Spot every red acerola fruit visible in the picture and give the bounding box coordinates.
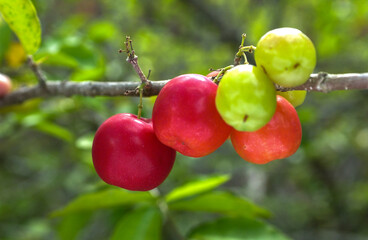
[152,74,232,157]
[0,73,12,97]
[92,113,176,191]
[231,95,302,164]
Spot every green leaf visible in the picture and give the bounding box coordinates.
[0,0,41,54]
[51,189,155,217]
[165,175,230,203]
[110,206,162,240]
[57,212,93,240]
[88,20,117,42]
[188,217,291,240]
[169,191,271,218]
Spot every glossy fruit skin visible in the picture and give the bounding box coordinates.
[215,64,276,132]
[276,90,307,107]
[255,27,316,87]
[231,95,302,164]
[0,73,12,97]
[152,74,231,157]
[92,113,176,191]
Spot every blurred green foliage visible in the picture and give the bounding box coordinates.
[1,0,368,239]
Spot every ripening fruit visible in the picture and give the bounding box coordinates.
[255,27,316,87]
[276,90,307,107]
[215,64,276,132]
[92,113,176,191]
[0,73,12,97]
[152,74,231,157]
[231,95,302,164]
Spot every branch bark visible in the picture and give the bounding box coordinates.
[0,72,367,108]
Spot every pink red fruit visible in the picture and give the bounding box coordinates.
[92,113,176,191]
[152,74,232,157]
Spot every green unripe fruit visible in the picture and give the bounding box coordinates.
[255,27,316,87]
[276,90,307,107]
[215,64,276,132]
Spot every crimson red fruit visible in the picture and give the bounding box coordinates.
[0,73,12,97]
[231,95,302,164]
[92,113,176,191]
[152,74,232,157]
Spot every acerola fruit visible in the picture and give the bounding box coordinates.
[92,113,176,191]
[0,73,12,97]
[215,64,276,132]
[152,74,231,157]
[276,90,307,107]
[255,27,316,87]
[206,70,221,79]
[231,95,302,164]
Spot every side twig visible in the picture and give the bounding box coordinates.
[27,55,48,91]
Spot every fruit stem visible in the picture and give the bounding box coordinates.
[213,65,234,84]
[234,33,257,65]
[137,83,145,119]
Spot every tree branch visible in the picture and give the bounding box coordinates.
[0,72,367,108]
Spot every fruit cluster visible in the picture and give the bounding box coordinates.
[92,27,316,191]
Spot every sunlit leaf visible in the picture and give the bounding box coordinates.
[110,206,162,240]
[165,175,230,203]
[188,217,291,240]
[0,0,41,54]
[51,189,155,217]
[168,191,271,218]
[75,134,94,150]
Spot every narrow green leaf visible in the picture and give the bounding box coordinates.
[110,206,162,240]
[165,175,230,203]
[169,191,271,218]
[35,121,74,143]
[0,0,41,54]
[51,189,155,217]
[188,217,291,240]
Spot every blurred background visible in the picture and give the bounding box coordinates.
[1,0,368,239]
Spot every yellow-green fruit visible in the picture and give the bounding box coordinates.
[276,91,307,107]
[255,27,316,87]
[215,64,276,132]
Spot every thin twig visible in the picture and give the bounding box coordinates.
[124,36,150,86]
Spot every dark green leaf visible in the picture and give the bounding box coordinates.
[188,217,291,240]
[165,175,230,203]
[110,206,162,240]
[169,191,271,218]
[0,0,41,54]
[51,189,155,217]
